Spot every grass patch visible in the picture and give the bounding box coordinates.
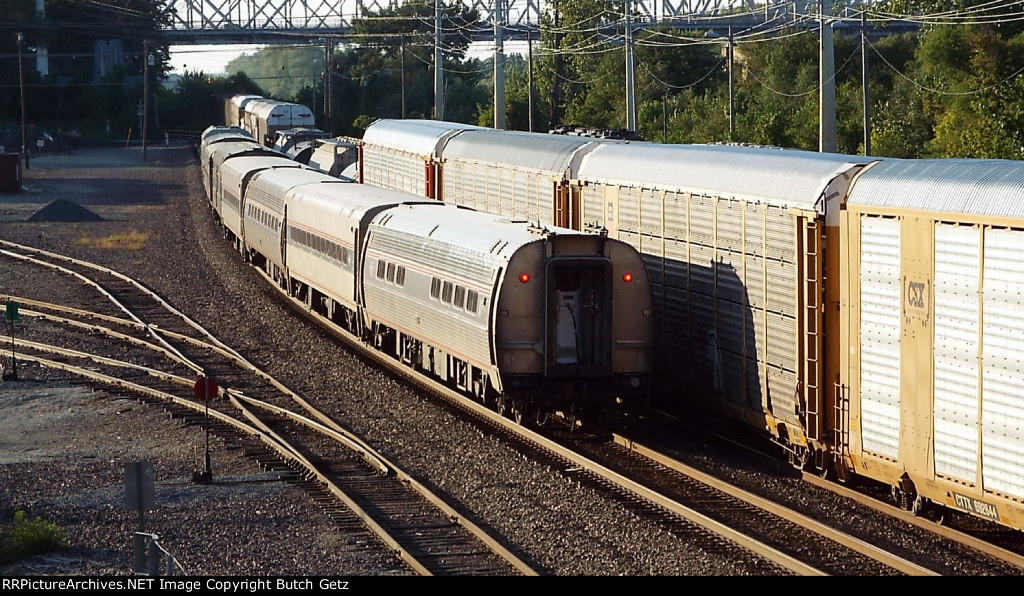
[75,231,150,250]
[0,510,68,564]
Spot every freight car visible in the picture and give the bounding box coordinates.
[360,119,484,197]
[838,158,1024,529]
[351,118,1024,532]
[200,126,655,424]
[358,121,870,457]
[244,98,316,147]
[225,95,262,129]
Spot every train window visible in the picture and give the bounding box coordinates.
[377,260,386,279]
[556,268,581,291]
[386,263,395,283]
[442,281,453,304]
[466,290,478,313]
[430,277,441,299]
[396,266,406,286]
[454,286,466,309]
[341,247,349,266]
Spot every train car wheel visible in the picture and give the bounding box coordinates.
[513,398,529,426]
[496,394,509,418]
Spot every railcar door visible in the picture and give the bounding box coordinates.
[545,258,612,377]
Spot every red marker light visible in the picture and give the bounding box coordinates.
[622,272,634,283]
[519,273,530,283]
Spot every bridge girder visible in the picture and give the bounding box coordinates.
[165,0,864,44]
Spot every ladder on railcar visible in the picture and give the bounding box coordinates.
[801,218,824,443]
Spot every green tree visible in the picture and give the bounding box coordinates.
[536,0,616,129]
[922,27,1024,158]
[633,28,724,141]
[1,0,171,146]
[344,0,482,127]
[158,71,264,133]
[477,54,545,131]
[226,46,322,102]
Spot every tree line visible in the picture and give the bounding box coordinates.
[2,0,1022,159]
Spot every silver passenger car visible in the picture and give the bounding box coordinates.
[216,153,301,248]
[361,204,654,419]
[242,167,336,286]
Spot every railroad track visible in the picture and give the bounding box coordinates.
[0,240,536,576]
[7,239,1023,576]
[626,411,1024,576]
[284,267,1024,575]
[279,274,940,575]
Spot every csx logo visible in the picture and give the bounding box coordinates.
[906,280,927,309]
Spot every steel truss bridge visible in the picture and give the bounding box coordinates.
[164,0,877,45]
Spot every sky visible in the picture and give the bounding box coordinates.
[169,41,530,76]
[169,44,264,76]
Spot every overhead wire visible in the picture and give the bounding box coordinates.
[866,33,1024,96]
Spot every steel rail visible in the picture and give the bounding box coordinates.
[271,273,827,576]
[11,350,433,575]
[613,434,939,576]
[234,393,539,576]
[801,472,1024,572]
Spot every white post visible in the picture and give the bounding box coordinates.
[819,0,837,152]
[494,0,506,129]
[434,0,444,120]
[624,0,636,132]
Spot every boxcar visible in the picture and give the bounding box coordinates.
[360,119,484,197]
[839,157,1024,527]
[574,142,873,464]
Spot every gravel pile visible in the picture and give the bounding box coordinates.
[25,199,104,222]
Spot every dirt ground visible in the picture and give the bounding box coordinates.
[0,144,372,576]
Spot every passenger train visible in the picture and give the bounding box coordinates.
[199,125,655,426]
[213,95,1024,534]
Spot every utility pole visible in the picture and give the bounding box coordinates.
[324,40,332,135]
[527,32,534,132]
[434,0,444,120]
[728,26,734,138]
[400,36,407,119]
[311,59,319,128]
[142,40,151,162]
[493,0,506,129]
[624,0,636,132]
[16,32,28,170]
[819,0,837,153]
[861,10,871,156]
